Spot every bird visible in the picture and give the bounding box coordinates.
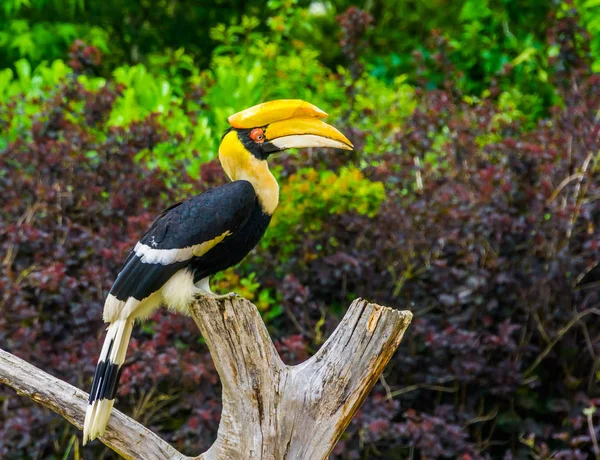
[82,99,353,444]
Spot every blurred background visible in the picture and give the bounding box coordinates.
[0,0,599,458]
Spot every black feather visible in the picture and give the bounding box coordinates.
[143,180,256,250]
[190,203,271,282]
[110,256,186,301]
[89,339,114,403]
[89,359,106,403]
[108,180,258,303]
[97,361,120,400]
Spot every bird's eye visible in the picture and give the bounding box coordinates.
[250,128,265,143]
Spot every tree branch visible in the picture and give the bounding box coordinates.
[0,347,187,460]
[0,296,412,459]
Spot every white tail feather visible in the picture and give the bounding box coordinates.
[83,319,133,444]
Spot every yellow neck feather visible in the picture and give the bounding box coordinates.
[218,131,279,215]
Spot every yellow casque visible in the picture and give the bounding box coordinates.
[227,99,328,129]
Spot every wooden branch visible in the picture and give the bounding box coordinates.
[0,296,412,459]
[190,296,412,459]
[0,348,188,460]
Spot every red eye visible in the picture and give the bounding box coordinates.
[250,128,265,143]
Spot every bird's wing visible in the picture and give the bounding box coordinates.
[105,180,257,315]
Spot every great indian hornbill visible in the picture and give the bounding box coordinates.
[82,99,353,443]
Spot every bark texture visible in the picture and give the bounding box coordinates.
[0,347,185,460]
[0,296,412,459]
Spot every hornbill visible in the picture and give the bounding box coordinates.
[82,99,353,444]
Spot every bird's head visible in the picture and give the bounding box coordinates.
[218,99,353,214]
[218,99,353,182]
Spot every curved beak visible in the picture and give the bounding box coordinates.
[264,117,354,151]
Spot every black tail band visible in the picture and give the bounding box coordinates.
[88,338,122,403]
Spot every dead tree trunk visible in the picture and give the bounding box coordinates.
[0,296,412,459]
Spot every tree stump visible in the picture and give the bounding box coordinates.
[0,296,412,459]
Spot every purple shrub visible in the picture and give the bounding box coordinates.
[1,6,599,459]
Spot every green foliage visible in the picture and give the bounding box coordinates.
[0,0,596,179]
[212,269,282,321]
[0,17,108,65]
[454,0,559,114]
[110,64,174,124]
[0,0,596,120]
[1,1,599,459]
[0,0,278,69]
[0,0,597,135]
[0,0,419,173]
[576,0,600,71]
[342,71,416,153]
[0,58,72,150]
[263,167,386,262]
[205,3,347,135]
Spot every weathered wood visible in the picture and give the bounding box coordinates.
[192,296,412,460]
[0,296,412,459]
[0,348,188,460]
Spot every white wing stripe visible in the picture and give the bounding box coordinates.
[133,230,232,265]
[134,242,194,264]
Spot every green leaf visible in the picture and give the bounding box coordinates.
[512,47,537,66]
[264,305,282,321]
[459,0,491,21]
[61,435,76,460]
[14,58,31,82]
[583,0,600,7]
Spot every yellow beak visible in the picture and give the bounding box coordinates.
[228,99,353,151]
[265,117,353,151]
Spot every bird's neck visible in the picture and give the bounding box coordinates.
[218,135,280,215]
[234,161,279,215]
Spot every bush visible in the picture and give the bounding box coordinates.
[0,76,221,457]
[1,2,599,460]
[2,0,599,125]
[239,7,600,458]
